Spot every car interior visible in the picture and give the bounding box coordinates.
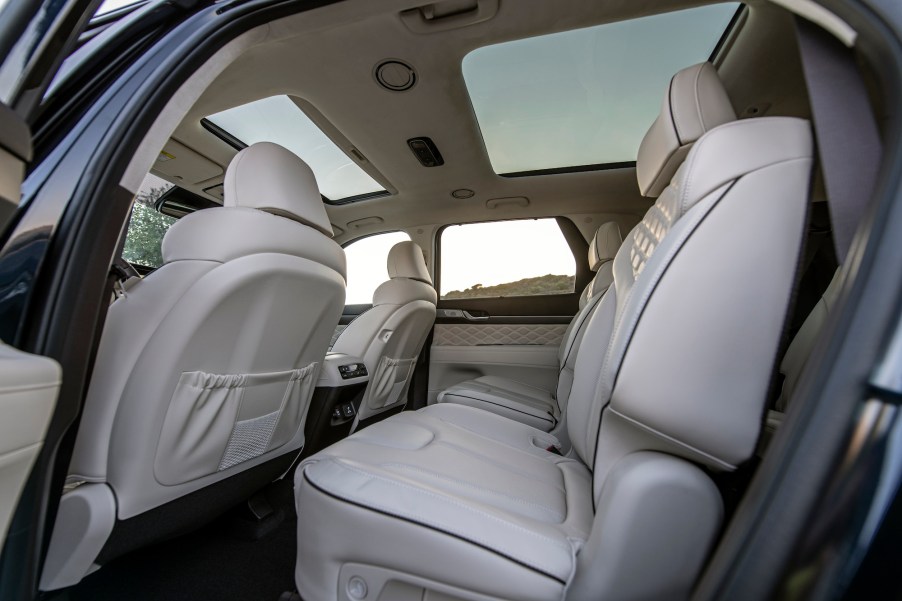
[11,0,884,599]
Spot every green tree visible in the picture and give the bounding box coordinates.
[121,185,176,268]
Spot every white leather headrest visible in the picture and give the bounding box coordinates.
[636,62,736,198]
[588,222,622,271]
[223,141,333,236]
[387,241,432,285]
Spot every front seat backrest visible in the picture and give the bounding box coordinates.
[42,142,346,590]
[331,240,437,424]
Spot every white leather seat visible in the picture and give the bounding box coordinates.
[436,222,622,433]
[330,240,437,425]
[293,62,814,601]
[40,142,347,590]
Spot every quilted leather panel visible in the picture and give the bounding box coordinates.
[630,191,678,277]
[433,324,568,347]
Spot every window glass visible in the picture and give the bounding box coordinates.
[344,231,412,304]
[440,219,575,299]
[122,173,176,268]
[461,3,739,174]
[205,95,386,201]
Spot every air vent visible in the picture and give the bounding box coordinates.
[374,60,417,92]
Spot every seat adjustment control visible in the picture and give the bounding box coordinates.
[338,363,367,379]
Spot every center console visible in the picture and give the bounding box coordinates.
[302,353,369,458]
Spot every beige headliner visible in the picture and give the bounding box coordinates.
[157,0,808,246]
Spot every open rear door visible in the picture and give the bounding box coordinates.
[0,102,64,555]
[0,0,102,587]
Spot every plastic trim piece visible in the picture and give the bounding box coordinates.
[500,161,635,179]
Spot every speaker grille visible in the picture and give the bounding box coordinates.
[374,60,417,91]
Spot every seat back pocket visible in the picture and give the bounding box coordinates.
[362,356,416,413]
[155,363,318,485]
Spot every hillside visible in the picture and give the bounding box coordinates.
[444,274,575,299]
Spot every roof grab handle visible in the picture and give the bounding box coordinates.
[400,0,499,34]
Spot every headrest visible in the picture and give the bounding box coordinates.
[636,62,736,198]
[588,222,622,271]
[223,142,333,236]
[387,241,432,285]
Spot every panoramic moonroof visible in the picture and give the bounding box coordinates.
[462,3,740,175]
[206,96,385,201]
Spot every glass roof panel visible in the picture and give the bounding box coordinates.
[206,95,385,200]
[461,4,740,174]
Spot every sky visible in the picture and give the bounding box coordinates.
[206,95,383,200]
[462,3,738,174]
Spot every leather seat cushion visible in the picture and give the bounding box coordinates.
[436,375,558,431]
[295,403,592,601]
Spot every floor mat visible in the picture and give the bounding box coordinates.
[68,481,297,601]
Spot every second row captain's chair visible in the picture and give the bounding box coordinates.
[40,142,346,590]
[331,240,437,426]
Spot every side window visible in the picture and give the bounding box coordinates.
[439,218,576,300]
[121,173,176,269]
[344,231,412,304]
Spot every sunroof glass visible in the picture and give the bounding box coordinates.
[206,95,385,201]
[462,3,740,175]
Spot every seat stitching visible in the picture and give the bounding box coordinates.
[323,458,574,554]
[301,471,568,585]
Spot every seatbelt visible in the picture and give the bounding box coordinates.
[795,18,882,263]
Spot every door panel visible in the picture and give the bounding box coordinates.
[427,318,570,403]
[0,343,61,548]
[428,217,588,402]
[429,341,562,404]
[433,322,569,347]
